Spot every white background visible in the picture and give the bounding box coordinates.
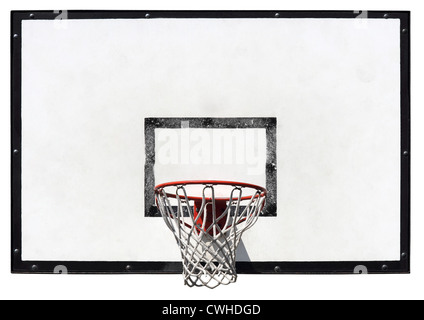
[1,0,423,300]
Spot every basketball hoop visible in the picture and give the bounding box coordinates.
[154,180,266,288]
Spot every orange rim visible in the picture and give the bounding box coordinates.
[154,180,267,201]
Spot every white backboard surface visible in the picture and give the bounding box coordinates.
[20,17,402,264]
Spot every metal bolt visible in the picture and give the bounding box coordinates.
[29,13,35,19]
[126,265,132,271]
[384,14,389,19]
[274,266,281,273]
[401,252,408,260]
[14,249,20,255]
[13,34,19,39]
[403,151,409,156]
[145,13,150,19]
[275,13,280,18]
[382,265,389,271]
[13,149,19,155]
[31,265,39,272]
[402,28,408,34]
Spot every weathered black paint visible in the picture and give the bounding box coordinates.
[144,117,277,218]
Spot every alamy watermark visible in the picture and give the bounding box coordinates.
[54,265,68,274]
[354,10,369,29]
[353,265,368,274]
[156,121,266,176]
[53,10,68,29]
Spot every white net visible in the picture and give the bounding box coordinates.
[155,182,266,289]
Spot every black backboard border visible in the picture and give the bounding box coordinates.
[11,10,410,275]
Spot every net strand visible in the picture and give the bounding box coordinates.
[156,184,265,289]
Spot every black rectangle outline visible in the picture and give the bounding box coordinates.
[144,117,277,218]
[11,10,410,275]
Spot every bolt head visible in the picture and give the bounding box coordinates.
[145,13,150,19]
[13,34,19,39]
[29,13,35,19]
[31,265,39,272]
[275,13,280,18]
[382,265,389,271]
[126,265,132,271]
[274,266,281,273]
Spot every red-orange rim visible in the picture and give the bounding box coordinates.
[154,180,267,201]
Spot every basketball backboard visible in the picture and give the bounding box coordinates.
[11,11,410,276]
